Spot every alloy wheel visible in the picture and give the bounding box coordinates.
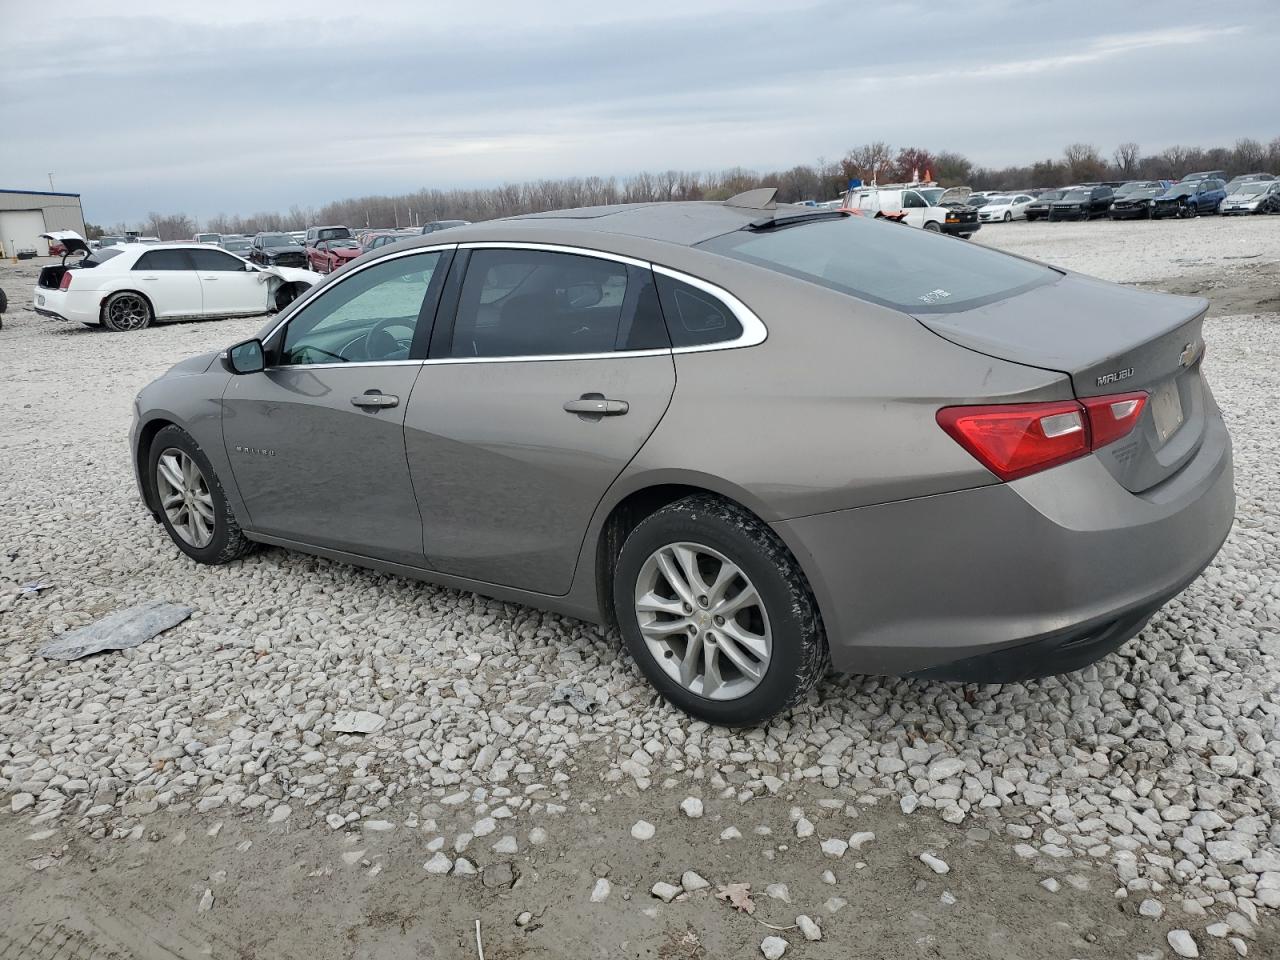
[634,542,772,701]
[155,448,215,548]
[107,294,149,330]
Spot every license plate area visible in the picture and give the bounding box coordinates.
[1150,380,1184,444]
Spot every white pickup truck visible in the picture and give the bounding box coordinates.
[845,186,981,238]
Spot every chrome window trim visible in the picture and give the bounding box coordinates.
[650,264,767,352]
[257,240,767,370]
[458,240,650,270]
[261,243,457,342]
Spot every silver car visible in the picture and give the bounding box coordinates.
[131,191,1235,725]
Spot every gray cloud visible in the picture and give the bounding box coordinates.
[1,0,1276,223]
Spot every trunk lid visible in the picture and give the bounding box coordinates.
[916,272,1209,493]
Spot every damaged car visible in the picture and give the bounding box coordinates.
[1152,176,1228,219]
[1219,179,1280,215]
[33,232,321,331]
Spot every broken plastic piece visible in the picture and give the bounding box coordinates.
[38,600,193,660]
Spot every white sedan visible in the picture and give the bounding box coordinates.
[33,233,322,331]
[978,194,1036,223]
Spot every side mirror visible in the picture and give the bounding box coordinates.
[223,338,265,375]
[244,262,257,271]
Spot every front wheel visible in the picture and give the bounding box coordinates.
[148,425,254,564]
[923,221,941,233]
[102,291,153,331]
[612,496,826,726]
[1003,212,1012,222]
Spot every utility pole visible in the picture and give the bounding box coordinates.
[48,173,56,191]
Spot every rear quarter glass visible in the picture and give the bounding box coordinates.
[697,217,1056,314]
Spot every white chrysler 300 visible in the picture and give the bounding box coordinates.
[33,232,321,331]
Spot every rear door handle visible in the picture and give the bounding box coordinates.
[351,392,399,409]
[564,396,628,416]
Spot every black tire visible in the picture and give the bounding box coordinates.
[101,290,153,331]
[1003,212,1012,222]
[923,221,941,233]
[612,495,827,726]
[0,287,8,313]
[272,282,306,312]
[146,424,254,565]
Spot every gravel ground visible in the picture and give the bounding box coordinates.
[1,218,1278,959]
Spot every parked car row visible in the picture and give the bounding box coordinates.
[1013,171,1277,222]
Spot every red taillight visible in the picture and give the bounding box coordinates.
[1081,391,1147,449]
[59,272,73,290]
[937,390,1148,481]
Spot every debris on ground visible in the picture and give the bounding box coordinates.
[550,683,599,714]
[37,600,193,660]
[715,882,755,914]
[332,711,386,734]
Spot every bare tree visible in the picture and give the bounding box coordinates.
[1063,143,1105,182]
[1113,142,1141,175]
[843,142,895,183]
[1229,138,1263,171]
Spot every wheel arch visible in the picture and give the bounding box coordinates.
[587,474,799,630]
[134,415,179,519]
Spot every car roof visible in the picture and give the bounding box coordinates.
[422,201,805,249]
[330,196,849,281]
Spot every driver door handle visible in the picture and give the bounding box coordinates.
[563,397,628,416]
[351,392,399,409]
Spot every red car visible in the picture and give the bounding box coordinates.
[307,238,362,274]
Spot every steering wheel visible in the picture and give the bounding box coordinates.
[359,317,415,360]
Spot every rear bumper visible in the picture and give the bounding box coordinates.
[774,408,1235,680]
[32,288,96,323]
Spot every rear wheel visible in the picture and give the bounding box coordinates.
[102,291,153,331]
[613,495,826,726]
[148,425,254,564]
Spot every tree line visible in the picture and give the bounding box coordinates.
[90,136,1280,240]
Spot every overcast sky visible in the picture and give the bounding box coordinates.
[1,0,1276,224]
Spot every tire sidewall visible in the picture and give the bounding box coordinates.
[147,426,239,563]
[612,501,821,726]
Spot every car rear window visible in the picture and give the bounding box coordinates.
[698,216,1057,314]
[81,248,124,267]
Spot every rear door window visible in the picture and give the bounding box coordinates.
[133,250,193,271]
[699,216,1057,314]
[446,249,665,357]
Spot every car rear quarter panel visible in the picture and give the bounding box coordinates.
[622,262,1071,521]
[563,249,1074,624]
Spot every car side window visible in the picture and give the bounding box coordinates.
[654,273,743,348]
[278,251,444,365]
[134,249,193,271]
[902,191,926,209]
[190,248,248,272]
[448,249,638,358]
